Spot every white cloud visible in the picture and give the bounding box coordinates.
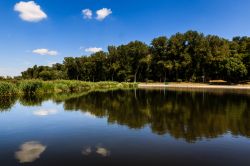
[0,67,26,76]
[48,62,57,67]
[96,8,112,21]
[32,49,58,56]
[15,141,46,163]
[85,47,103,53]
[82,9,92,19]
[33,109,58,116]
[14,1,47,22]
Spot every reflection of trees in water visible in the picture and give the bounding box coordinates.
[0,96,17,111]
[18,94,52,106]
[64,90,250,142]
[0,92,85,111]
[1,89,250,142]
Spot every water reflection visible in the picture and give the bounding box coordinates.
[1,89,250,142]
[15,141,46,163]
[82,145,110,157]
[0,96,17,111]
[82,146,92,156]
[96,146,110,157]
[63,90,250,142]
[33,109,58,116]
[19,95,50,106]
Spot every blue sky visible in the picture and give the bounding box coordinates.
[1,0,250,76]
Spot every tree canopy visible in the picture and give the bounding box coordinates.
[21,31,250,83]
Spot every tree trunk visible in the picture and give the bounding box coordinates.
[164,71,167,83]
[112,71,114,81]
[134,72,137,83]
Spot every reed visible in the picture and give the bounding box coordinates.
[0,80,138,96]
[0,81,18,96]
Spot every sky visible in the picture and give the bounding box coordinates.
[1,0,250,76]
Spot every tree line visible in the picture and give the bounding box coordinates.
[21,31,250,82]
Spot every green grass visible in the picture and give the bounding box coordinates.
[0,81,18,96]
[0,80,138,97]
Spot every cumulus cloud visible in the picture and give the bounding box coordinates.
[15,141,46,163]
[32,49,58,56]
[85,47,103,53]
[14,1,47,22]
[96,8,112,21]
[82,9,92,19]
[33,109,58,116]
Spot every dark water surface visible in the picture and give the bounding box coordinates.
[0,89,250,166]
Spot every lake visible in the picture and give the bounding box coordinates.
[0,89,250,166]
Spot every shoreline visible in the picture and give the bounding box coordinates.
[138,83,250,90]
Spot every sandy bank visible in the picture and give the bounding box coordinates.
[138,83,250,90]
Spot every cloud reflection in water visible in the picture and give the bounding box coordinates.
[82,145,110,157]
[82,146,92,156]
[15,141,46,163]
[33,109,58,116]
[96,146,110,157]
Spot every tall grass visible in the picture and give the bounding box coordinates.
[0,81,18,96]
[0,80,137,96]
[18,80,44,94]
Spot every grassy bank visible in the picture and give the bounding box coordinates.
[0,80,138,96]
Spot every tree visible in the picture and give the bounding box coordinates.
[157,60,173,82]
[63,57,79,80]
[150,36,168,81]
[224,57,247,82]
[19,31,250,83]
[126,41,149,82]
[107,46,120,81]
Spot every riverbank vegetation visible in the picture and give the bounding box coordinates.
[18,31,250,83]
[0,80,137,96]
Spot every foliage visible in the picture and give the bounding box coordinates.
[18,31,250,83]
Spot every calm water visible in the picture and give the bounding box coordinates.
[0,89,250,166]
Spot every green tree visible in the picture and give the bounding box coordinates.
[224,57,247,82]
